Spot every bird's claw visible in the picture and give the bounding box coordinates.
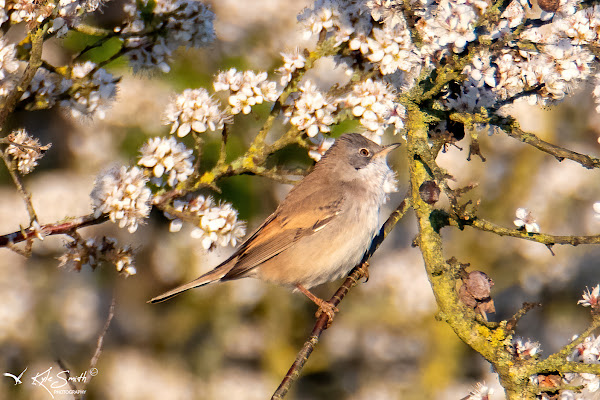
[315,300,339,328]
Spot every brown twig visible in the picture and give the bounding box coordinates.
[0,214,109,247]
[90,294,116,370]
[271,197,411,400]
[449,215,600,247]
[506,302,542,332]
[0,149,39,225]
[499,118,600,169]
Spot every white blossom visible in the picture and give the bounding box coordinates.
[565,335,600,393]
[21,68,72,109]
[8,0,54,24]
[6,129,51,175]
[578,285,600,309]
[165,195,246,251]
[0,37,19,97]
[121,0,215,73]
[308,134,335,161]
[513,208,540,233]
[340,78,405,139]
[213,69,279,115]
[284,80,336,137]
[138,137,195,187]
[164,88,229,137]
[58,236,137,276]
[366,22,420,76]
[510,337,542,359]
[297,0,342,40]
[277,50,306,86]
[464,382,493,400]
[91,166,152,233]
[59,61,117,119]
[0,0,6,25]
[594,201,600,219]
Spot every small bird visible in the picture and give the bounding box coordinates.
[149,133,399,319]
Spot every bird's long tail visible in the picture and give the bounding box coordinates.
[148,262,232,303]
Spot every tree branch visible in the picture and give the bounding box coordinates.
[0,214,109,247]
[271,197,411,400]
[498,118,600,169]
[0,24,46,129]
[448,213,600,247]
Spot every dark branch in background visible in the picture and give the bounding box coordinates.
[0,214,109,247]
[271,197,411,400]
[0,25,46,129]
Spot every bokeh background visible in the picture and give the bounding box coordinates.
[2,1,600,399]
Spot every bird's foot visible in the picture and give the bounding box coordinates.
[314,299,339,328]
[296,284,339,327]
[356,261,370,283]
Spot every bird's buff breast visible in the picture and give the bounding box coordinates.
[254,199,380,289]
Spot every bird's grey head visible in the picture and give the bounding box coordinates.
[320,133,399,171]
[315,133,400,201]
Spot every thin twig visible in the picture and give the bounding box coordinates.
[271,197,411,400]
[0,149,39,224]
[0,214,109,247]
[499,119,600,169]
[449,214,600,246]
[90,294,116,370]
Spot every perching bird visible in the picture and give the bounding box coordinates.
[149,133,399,319]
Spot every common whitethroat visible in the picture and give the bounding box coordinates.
[149,133,400,320]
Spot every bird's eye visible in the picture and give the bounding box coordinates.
[359,148,370,157]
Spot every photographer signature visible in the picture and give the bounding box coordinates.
[3,366,97,399]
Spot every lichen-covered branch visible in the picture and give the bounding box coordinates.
[447,213,600,246]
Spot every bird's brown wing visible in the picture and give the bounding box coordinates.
[222,186,344,280]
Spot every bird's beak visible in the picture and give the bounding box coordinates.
[373,142,401,159]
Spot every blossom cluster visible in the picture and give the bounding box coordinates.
[165,195,246,251]
[90,166,152,233]
[164,88,229,137]
[58,236,137,276]
[453,2,600,110]
[297,0,600,117]
[60,61,118,119]
[21,68,72,110]
[277,50,306,86]
[138,136,195,187]
[563,335,600,395]
[120,0,216,73]
[213,69,279,115]
[284,80,336,137]
[339,79,405,142]
[6,0,102,37]
[0,37,18,98]
[509,337,541,360]
[6,129,51,175]
[18,61,117,118]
